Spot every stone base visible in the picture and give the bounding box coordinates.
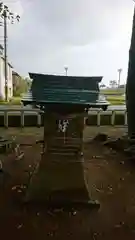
[24,189,100,210]
[24,154,97,209]
[39,190,100,210]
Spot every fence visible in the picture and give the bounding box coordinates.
[0,108,127,128]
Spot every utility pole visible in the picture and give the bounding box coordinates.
[3,7,8,101]
[0,2,20,101]
[118,68,122,88]
[64,66,68,76]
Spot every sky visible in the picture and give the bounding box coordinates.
[0,0,134,85]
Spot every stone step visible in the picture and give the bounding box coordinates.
[47,144,81,148]
[47,146,80,156]
[47,152,77,156]
[48,146,81,150]
[48,138,82,143]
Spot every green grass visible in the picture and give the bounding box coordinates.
[106,95,125,105]
[0,97,21,105]
[100,88,125,105]
[108,101,124,105]
[101,88,125,95]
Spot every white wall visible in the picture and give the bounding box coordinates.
[0,57,13,99]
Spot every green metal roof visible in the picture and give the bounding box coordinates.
[29,73,102,90]
[22,89,98,104]
[22,73,108,109]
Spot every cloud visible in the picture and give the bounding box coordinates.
[1,0,134,84]
[18,0,133,46]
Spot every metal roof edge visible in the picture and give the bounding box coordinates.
[29,72,103,82]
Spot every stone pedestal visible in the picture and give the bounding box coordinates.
[25,154,89,204]
[25,114,98,208]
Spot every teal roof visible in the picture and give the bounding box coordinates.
[22,89,98,104]
[22,73,108,109]
[29,73,101,90]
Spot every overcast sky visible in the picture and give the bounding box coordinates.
[0,0,134,85]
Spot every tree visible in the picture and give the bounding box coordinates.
[99,83,106,89]
[109,80,117,89]
[119,84,125,89]
[13,72,31,97]
[126,6,135,138]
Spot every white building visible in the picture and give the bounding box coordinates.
[0,44,13,100]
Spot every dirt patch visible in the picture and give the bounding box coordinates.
[1,126,135,240]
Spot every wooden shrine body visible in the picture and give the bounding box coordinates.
[43,112,84,156]
[26,110,90,204]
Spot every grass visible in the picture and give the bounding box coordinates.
[0,97,21,105]
[106,95,125,105]
[100,88,125,105]
[101,88,125,95]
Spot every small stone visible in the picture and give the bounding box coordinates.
[47,232,53,237]
[114,224,121,228]
[17,224,23,229]
[95,155,103,159]
[120,161,124,165]
[108,185,113,191]
[72,211,77,216]
[17,189,22,193]
[54,208,63,213]
[114,221,124,228]
[120,177,124,181]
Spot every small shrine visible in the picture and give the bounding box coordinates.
[22,73,108,207]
